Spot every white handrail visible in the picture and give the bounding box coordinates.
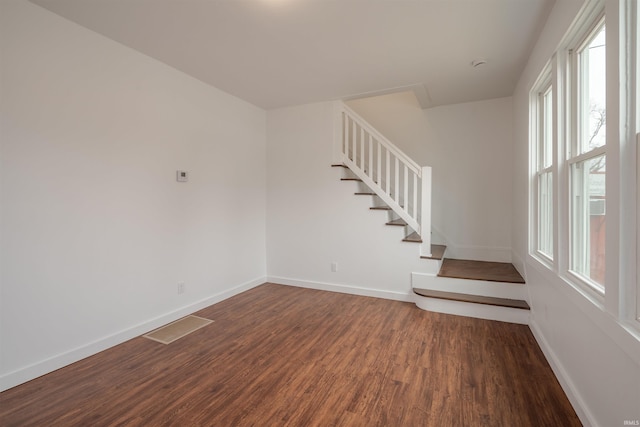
[341,103,422,175]
[334,101,432,256]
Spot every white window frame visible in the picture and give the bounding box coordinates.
[566,13,607,298]
[636,133,640,322]
[530,67,555,265]
[529,0,640,335]
[633,1,640,325]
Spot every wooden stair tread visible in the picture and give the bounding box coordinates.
[413,288,530,310]
[386,218,407,226]
[331,164,348,168]
[341,178,379,185]
[438,258,525,284]
[402,232,422,243]
[355,192,376,195]
[421,244,447,260]
[370,206,392,210]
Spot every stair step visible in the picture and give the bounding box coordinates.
[355,192,376,196]
[370,205,392,211]
[341,178,362,182]
[413,288,530,310]
[386,218,407,226]
[438,259,525,284]
[421,244,446,260]
[411,272,526,300]
[331,164,348,168]
[402,232,422,243]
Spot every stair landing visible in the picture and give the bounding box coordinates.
[437,258,525,283]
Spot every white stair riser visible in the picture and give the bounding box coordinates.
[414,259,442,276]
[414,296,529,325]
[411,272,526,300]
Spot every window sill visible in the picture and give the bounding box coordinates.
[530,250,554,272]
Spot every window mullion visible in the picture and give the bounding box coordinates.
[556,50,569,276]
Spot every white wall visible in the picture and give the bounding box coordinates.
[0,0,266,390]
[4,3,638,424]
[347,93,514,262]
[512,0,640,425]
[266,102,438,298]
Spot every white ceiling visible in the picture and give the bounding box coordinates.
[31,0,555,109]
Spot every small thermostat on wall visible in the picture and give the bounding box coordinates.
[176,170,188,182]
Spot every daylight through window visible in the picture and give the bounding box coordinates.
[569,20,606,291]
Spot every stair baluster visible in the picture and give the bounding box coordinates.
[333,101,433,257]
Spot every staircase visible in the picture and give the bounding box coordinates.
[333,101,529,324]
[333,103,432,257]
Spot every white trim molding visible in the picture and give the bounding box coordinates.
[267,276,413,303]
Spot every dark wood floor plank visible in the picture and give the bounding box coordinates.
[0,283,580,426]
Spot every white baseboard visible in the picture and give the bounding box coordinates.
[511,250,527,280]
[0,276,266,392]
[529,319,598,427]
[267,276,413,302]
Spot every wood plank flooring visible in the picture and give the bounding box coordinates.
[0,283,580,426]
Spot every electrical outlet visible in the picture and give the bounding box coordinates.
[177,282,185,294]
[331,262,338,272]
[176,170,188,182]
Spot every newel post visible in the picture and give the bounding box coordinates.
[420,166,432,257]
[332,101,345,165]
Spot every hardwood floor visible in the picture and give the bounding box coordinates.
[0,283,580,426]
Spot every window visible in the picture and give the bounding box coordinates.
[636,4,640,323]
[529,0,640,333]
[637,132,640,321]
[568,18,606,292]
[533,76,554,260]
